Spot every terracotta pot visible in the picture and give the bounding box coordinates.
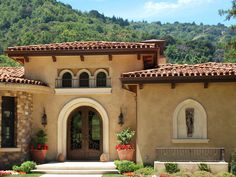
[117,149,134,161]
[30,149,47,164]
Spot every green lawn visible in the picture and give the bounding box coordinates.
[4,174,42,177]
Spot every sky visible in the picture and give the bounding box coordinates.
[58,0,234,26]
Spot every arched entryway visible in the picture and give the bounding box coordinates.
[67,106,103,160]
[58,98,109,160]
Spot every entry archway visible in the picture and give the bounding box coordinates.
[58,98,109,159]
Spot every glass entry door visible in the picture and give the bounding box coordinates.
[67,106,103,160]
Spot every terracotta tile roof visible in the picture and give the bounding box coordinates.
[7,41,156,52]
[0,67,46,86]
[121,62,236,79]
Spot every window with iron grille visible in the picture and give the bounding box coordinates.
[1,97,16,148]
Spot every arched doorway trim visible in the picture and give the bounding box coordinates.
[58,98,109,159]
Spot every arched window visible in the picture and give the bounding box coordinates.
[62,72,72,88]
[96,72,107,87]
[79,72,89,87]
[173,99,207,140]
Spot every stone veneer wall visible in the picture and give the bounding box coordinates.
[0,91,33,169]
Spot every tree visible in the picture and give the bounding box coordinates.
[0,55,21,67]
[219,0,236,62]
[219,0,236,29]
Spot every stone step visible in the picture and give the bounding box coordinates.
[36,162,116,170]
[32,169,118,174]
[40,175,103,177]
[32,162,118,174]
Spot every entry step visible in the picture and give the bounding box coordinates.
[32,162,118,174]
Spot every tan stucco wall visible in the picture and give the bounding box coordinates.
[25,55,141,161]
[136,83,236,164]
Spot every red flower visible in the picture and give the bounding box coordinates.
[37,144,41,150]
[115,144,134,151]
[44,145,48,150]
[30,143,48,150]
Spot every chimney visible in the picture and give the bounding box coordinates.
[142,39,167,65]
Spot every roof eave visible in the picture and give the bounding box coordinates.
[121,75,236,84]
[5,47,159,57]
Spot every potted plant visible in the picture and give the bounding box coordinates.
[30,129,48,164]
[115,128,135,161]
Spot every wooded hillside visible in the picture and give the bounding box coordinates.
[0,0,235,66]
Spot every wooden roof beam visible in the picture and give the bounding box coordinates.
[24,56,29,62]
[80,55,84,61]
[109,54,112,61]
[52,56,57,62]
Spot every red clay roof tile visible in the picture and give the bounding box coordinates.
[7,41,156,52]
[121,62,236,78]
[0,67,46,86]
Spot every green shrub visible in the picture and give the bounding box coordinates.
[165,163,180,174]
[114,160,142,174]
[198,163,211,172]
[134,166,155,176]
[116,128,135,145]
[193,171,213,177]
[214,172,236,177]
[172,171,192,177]
[230,150,236,175]
[12,161,37,173]
[12,165,21,171]
[31,129,47,149]
[230,162,236,176]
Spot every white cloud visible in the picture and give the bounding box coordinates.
[144,0,214,15]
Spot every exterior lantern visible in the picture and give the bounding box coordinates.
[118,108,124,126]
[41,108,47,127]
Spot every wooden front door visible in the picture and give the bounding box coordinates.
[67,106,103,160]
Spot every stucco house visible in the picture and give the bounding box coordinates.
[0,40,236,169]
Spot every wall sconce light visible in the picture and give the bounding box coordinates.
[41,108,47,127]
[118,108,124,126]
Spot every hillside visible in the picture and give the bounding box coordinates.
[0,0,235,66]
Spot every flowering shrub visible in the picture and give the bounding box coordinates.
[0,170,19,176]
[30,144,48,150]
[116,128,135,145]
[159,174,174,177]
[12,161,36,173]
[115,144,133,151]
[116,128,135,152]
[30,129,48,150]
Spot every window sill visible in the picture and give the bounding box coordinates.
[172,139,209,144]
[54,88,112,95]
[0,148,21,152]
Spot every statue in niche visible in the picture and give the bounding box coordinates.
[185,108,194,137]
